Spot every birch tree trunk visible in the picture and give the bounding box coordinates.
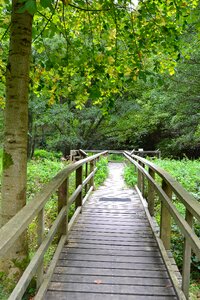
[0,0,33,272]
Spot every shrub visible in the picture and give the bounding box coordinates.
[33,149,62,161]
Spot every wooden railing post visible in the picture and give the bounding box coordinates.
[141,162,145,197]
[182,209,193,299]
[58,178,69,237]
[85,162,88,194]
[160,180,172,250]
[137,161,145,196]
[137,161,142,191]
[147,168,155,216]
[36,208,44,289]
[75,166,83,209]
[89,159,95,190]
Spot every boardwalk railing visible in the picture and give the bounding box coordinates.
[0,151,107,300]
[124,151,200,299]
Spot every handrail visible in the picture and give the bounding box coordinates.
[124,151,200,300]
[0,151,107,300]
[124,151,200,222]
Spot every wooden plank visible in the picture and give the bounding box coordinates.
[70,228,152,234]
[67,239,157,246]
[45,291,177,300]
[54,266,170,278]
[60,248,160,261]
[68,236,154,242]
[61,248,161,257]
[51,274,171,286]
[56,260,166,270]
[69,231,153,238]
[67,243,158,251]
[47,282,175,295]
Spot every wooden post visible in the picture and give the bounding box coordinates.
[36,208,44,289]
[182,209,193,299]
[160,180,172,250]
[148,168,155,216]
[58,178,69,237]
[137,161,142,192]
[85,162,88,194]
[75,166,83,209]
[89,159,95,190]
[141,162,145,197]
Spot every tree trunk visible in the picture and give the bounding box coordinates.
[0,0,33,273]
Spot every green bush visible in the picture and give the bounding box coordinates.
[94,157,109,187]
[124,164,137,187]
[33,149,62,161]
[108,153,124,162]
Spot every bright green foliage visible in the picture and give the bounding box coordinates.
[108,154,124,162]
[94,156,109,188]
[27,155,65,201]
[33,149,62,160]
[153,158,200,200]
[124,163,137,187]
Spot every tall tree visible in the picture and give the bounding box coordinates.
[0,0,33,270]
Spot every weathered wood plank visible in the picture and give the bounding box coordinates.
[54,266,170,278]
[45,291,178,300]
[61,248,161,257]
[67,239,157,246]
[51,274,171,286]
[47,282,175,295]
[58,253,163,264]
[56,260,166,270]
[67,243,159,251]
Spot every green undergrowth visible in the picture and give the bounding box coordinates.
[123,158,200,299]
[123,164,137,187]
[94,156,109,188]
[108,153,125,162]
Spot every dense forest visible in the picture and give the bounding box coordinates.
[0,0,200,158]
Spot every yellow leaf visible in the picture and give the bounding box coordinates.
[108,56,115,64]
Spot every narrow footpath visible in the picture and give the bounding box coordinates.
[45,162,178,300]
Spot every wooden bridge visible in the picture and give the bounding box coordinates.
[0,151,200,300]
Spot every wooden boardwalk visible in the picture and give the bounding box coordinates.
[45,163,178,300]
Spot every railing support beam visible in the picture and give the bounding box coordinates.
[89,160,95,190]
[75,166,83,209]
[36,208,44,289]
[58,178,69,237]
[160,180,172,250]
[182,209,193,299]
[147,168,155,216]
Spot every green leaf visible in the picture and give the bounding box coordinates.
[40,0,52,9]
[17,0,37,15]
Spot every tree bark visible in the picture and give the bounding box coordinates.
[0,0,33,272]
